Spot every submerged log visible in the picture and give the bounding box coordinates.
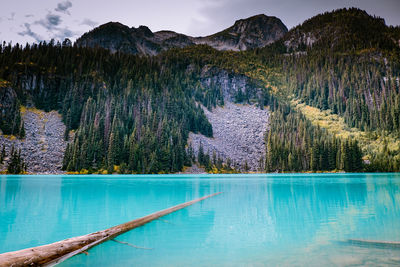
[0,192,222,267]
[347,239,400,249]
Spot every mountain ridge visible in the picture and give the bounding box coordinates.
[282,8,400,52]
[76,14,288,55]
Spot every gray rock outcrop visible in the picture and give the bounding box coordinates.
[0,109,67,174]
[200,65,260,102]
[194,14,288,51]
[189,102,269,172]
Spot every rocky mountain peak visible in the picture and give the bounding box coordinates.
[88,21,132,38]
[203,14,288,50]
[76,21,139,54]
[231,14,286,33]
[137,25,154,37]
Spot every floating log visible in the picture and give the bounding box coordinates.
[0,192,222,267]
[347,239,400,249]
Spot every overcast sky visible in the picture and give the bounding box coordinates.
[1,0,399,44]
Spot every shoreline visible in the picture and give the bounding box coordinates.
[4,172,400,176]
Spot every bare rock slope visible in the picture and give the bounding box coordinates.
[0,108,67,174]
[189,102,269,171]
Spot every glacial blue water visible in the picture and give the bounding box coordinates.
[1,173,400,266]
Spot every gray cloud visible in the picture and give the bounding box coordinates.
[47,14,61,26]
[19,9,80,43]
[55,1,73,15]
[18,23,43,43]
[25,14,34,18]
[36,13,62,30]
[80,18,98,28]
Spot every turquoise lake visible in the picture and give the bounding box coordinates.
[1,173,400,266]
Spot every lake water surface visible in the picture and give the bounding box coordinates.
[1,173,400,266]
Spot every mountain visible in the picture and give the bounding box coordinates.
[194,14,288,51]
[75,22,194,55]
[1,8,399,174]
[75,14,288,55]
[282,8,400,52]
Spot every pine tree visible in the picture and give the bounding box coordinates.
[244,160,249,172]
[198,143,205,166]
[107,133,116,173]
[19,122,25,139]
[7,146,26,174]
[265,132,273,172]
[0,145,5,164]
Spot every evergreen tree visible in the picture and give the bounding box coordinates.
[7,146,26,174]
[0,145,6,164]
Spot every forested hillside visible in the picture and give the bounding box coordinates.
[170,8,400,172]
[0,42,216,173]
[256,8,400,171]
[0,8,399,173]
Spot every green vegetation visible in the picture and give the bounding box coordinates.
[0,84,25,138]
[265,104,363,172]
[0,8,399,173]
[0,144,6,164]
[6,145,26,174]
[195,143,238,173]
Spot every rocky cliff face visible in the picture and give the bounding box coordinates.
[0,85,24,137]
[199,65,259,102]
[76,14,288,55]
[194,14,288,51]
[0,86,18,126]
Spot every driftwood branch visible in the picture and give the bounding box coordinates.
[0,192,222,267]
[111,239,153,250]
